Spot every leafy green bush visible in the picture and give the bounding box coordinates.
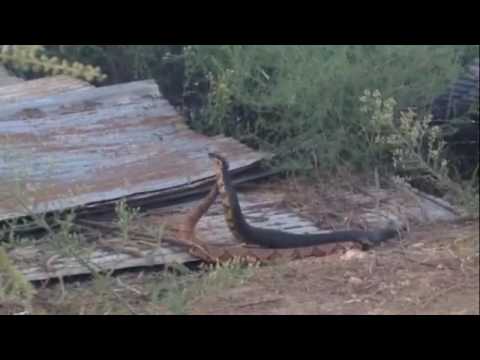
[183,45,475,173]
[360,89,478,216]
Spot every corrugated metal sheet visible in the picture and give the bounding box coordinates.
[11,191,344,281]
[0,75,92,105]
[0,78,267,221]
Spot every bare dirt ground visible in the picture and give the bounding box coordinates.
[188,220,479,315]
[2,180,479,315]
[21,219,477,315]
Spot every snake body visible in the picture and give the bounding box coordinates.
[208,152,398,249]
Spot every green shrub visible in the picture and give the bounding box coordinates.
[182,45,475,173]
[361,89,479,217]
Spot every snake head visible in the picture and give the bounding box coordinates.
[208,152,230,170]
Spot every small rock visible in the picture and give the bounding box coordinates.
[13,311,30,316]
[411,242,425,248]
[348,276,363,285]
[341,249,367,261]
[344,298,362,304]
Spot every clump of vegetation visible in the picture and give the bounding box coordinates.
[181,45,476,173]
[0,45,106,82]
[149,258,258,315]
[41,45,184,97]
[115,199,140,243]
[0,246,36,306]
[360,89,479,217]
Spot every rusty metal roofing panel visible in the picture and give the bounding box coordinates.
[0,79,158,120]
[0,75,92,104]
[0,79,267,221]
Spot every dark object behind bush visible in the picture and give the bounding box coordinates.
[432,58,479,178]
